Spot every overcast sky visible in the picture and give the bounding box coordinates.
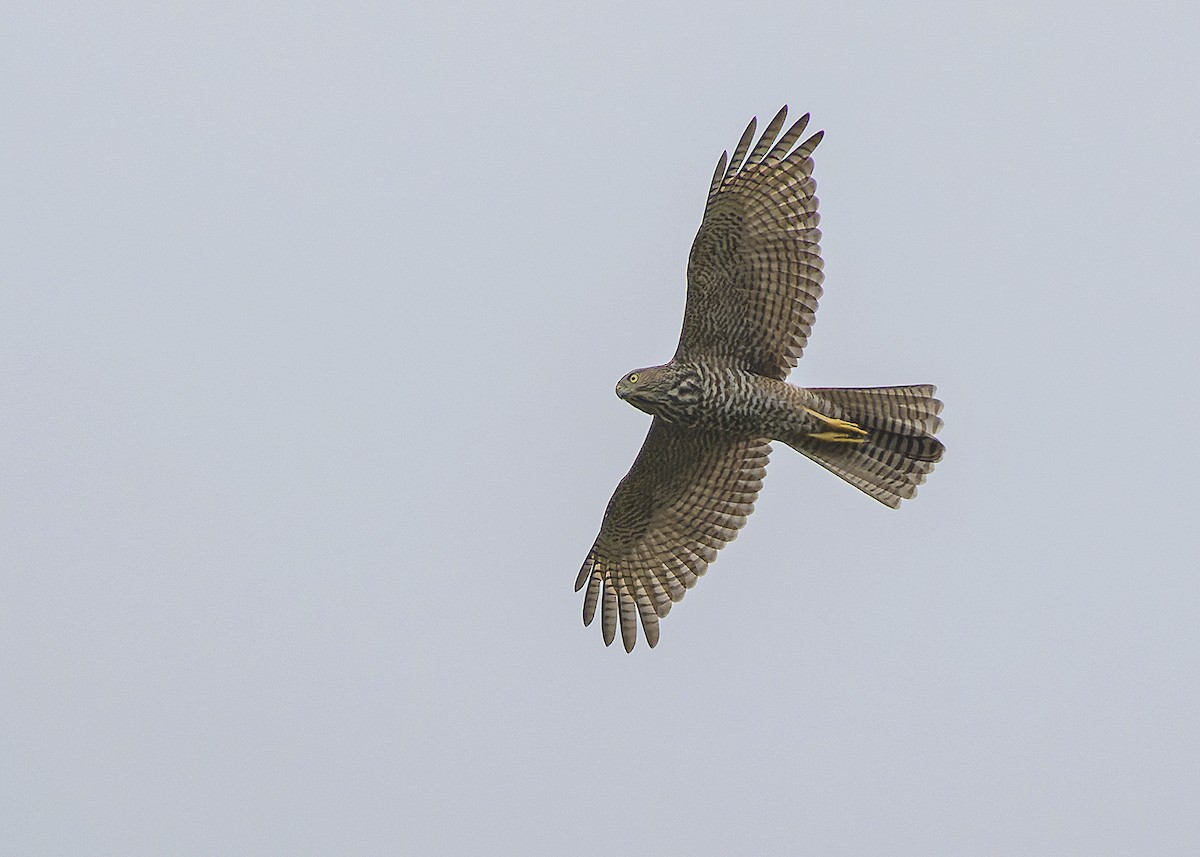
[4,2,1199,855]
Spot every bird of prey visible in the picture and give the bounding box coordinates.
[575,107,945,651]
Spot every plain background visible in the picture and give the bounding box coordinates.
[4,2,1198,855]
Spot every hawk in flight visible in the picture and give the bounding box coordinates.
[576,107,945,651]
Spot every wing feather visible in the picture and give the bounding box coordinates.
[765,112,811,165]
[576,419,771,650]
[676,106,826,379]
[727,116,758,178]
[748,106,788,163]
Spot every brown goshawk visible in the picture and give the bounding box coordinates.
[576,107,944,651]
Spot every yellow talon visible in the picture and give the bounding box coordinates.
[804,407,868,436]
[808,431,868,444]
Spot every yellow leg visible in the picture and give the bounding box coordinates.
[804,408,869,444]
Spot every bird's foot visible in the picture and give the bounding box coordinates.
[804,408,869,444]
[807,430,868,444]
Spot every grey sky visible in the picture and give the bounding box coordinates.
[4,2,1198,854]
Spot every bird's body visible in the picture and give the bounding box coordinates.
[618,361,852,436]
[577,108,945,651]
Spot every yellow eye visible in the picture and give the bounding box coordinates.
[628,373,639,383]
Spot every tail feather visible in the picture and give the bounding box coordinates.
[807,384,944,436]
[787,385,945,508]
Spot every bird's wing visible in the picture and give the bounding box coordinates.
[575,419,771,651]
[675,106,825,380]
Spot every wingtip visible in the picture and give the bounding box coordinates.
[574,553,594,591]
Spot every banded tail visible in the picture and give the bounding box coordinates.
[785,385,945,508]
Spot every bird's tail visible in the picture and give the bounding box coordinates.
[783,385,945,508]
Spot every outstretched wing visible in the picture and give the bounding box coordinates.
[675,106,825,380]
[575,420,771,651]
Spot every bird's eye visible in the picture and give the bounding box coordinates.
[628,373,639,383]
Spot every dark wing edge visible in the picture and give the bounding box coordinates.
[575,420,771,652]
[678,106,826,379]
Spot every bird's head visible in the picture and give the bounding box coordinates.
[615,363,704,424]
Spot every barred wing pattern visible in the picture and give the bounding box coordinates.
[676,106,826,380]
[575,419,771,651]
